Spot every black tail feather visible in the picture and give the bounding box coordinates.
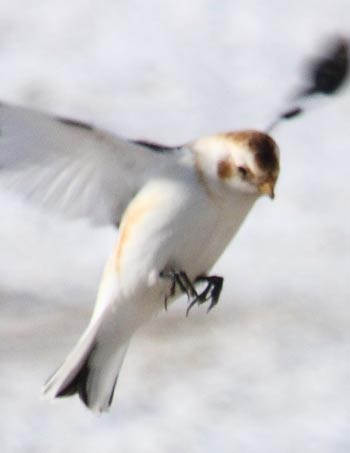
[56,358,92,407]
[56,343,97,408]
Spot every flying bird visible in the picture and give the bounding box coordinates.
[0,103,279,411]
[0,36,348,412]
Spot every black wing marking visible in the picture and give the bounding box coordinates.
[131,139,181,153]
[302,37,350,97]
[55,116,94,131]
[267,36,350,132]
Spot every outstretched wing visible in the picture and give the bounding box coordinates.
[0,102,172,226]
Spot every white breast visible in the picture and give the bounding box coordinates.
[169,189,257,279]
[113,156,257,304]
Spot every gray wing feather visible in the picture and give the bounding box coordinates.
[0,103,162,226]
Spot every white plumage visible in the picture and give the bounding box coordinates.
[0,102,279,412]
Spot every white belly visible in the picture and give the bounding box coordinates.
[115,177,257,304]
[170,191,256,279]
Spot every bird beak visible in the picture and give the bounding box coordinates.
[258,181,275,199]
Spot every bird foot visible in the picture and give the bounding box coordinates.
[160,269,197,310]
[186,275,224,316]
[160,269,224,315]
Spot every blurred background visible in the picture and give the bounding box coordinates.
[0,1,349,452]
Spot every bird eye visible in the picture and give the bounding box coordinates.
[238,167,248,178]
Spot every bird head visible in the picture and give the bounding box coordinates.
[192,130,280,200]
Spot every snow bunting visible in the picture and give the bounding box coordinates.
[0,36,347,413]
[44,126,278,412]
[0,102,278,411]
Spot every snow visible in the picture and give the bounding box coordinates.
[0,1,349,452]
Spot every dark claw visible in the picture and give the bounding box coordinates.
[160,270,224,316]
[186,275,224,316]
[163,277,176,311]
[204,276,224,311]
[160,269,198,310]
[178,271,197,298]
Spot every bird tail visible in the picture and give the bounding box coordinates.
[42,321,129,413]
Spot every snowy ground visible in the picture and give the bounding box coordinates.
[0,1,350,452]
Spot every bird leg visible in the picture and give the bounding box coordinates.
[186,275,224,316]
[160,269,198,310]
[160,270,224,315]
